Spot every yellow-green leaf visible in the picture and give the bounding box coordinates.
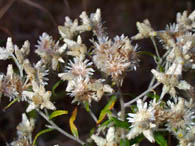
[3,97,19,111]
[97,95,117,124]
[52,80,62,96]
[32,128,53,146]
[49,110,68,119]
[69,107,79,137]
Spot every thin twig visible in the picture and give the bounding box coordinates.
[118,87,126,138]
[11,54,23,78]
[36,109,85,145]
[124,82,161,107]
[89,109,98,123]
[0,0,16,19]
[151,37,161,59]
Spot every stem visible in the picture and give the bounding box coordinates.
[118,87,126,138]
[151,37,161,59]
[11,54,23,78]
[89,109,98,123]
[36,109,85,145]
[124,82,160,107]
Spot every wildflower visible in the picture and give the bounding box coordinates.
[0,64,25,101]
[35,32,66,70]
[132,19,157,40]
[0,37,14,60]
[63,35,87,60]
[176,10,195,30]
[93,35,138,86]
[127,99,156,143]
[66,77,113,104]
[166,98,195,130]
[23,59,49,86]
[58,57,94,81]
[58,10,92,40]
[15,40,30,64]
[17,114,35,137]
[9,113,34,146]
[151,63,191,98]
[91,127,117,146]
[22,80,56,112]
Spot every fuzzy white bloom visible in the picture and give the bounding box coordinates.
[23,81,56,112]
[66,76,113,104]
[151,63,191,98]
[93,35,138,86]
[166,98,195,130]
[176,10,195,30]
[91,127,117,146]
[0,37,14,60]
[23,59,49,86]
[58,57,94,81]
[35,32,66,70]
[127,99,156,143]
[132,19,157,40]
[17,114,35,137]
[64,35,87,60]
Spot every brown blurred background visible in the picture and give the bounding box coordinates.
[0,0,194,146]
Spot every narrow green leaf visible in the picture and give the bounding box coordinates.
[154,132,168,146]
[69,107,79,137]
[3,97,19,111]
[52,80,62,96]
[97,95,117,124]
[111,117,129,129]
[32,128,53,146]
[129,134,144,145]
[83,101,90,112]
[138,51,155,57]
[49,110,68,119]
[99,119,113,128]
[120,139,130,146]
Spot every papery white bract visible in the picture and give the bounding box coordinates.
[127,99,156,143]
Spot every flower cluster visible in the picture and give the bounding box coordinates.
[0,8,194,146]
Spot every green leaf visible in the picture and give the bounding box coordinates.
[89,127,96,136]
[147,92,160,101]
[120,139,130,146]
[130,105,137,113]
[99,119,113,128]
[83,101,90,112]
[3,97,19,111]
[154,132,168,146]
[69,107,79,137]
[111,117,129,129]
[32,128,53,146]
[138,51,155,57]
[97,95,117,124]
[49,110,68,119]
[52,80,62,96]
[129,134,144,145]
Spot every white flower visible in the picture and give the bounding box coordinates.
[23,81,56,112]
[17,114,35,137]
[91,127,117,146]
[151,63,191,98]
[127,99,156,143]
[35,32,66,70]
[58,57,94,81]
[93,35,138,86]
[0,37,14,60]
[66,77,113,104]
[131,19,156,40]
[63,35,87,60]
[166,98,195,130]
